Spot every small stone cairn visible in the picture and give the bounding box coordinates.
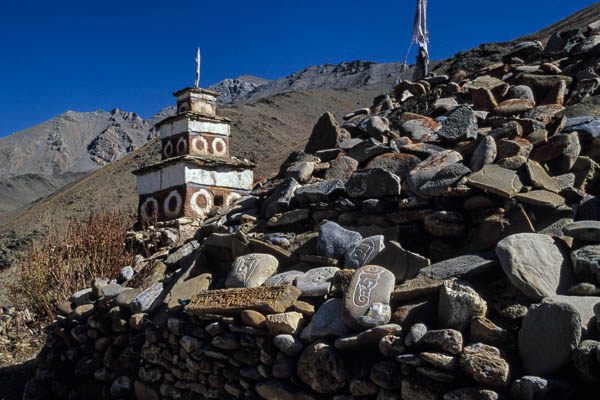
[25,22,600,400]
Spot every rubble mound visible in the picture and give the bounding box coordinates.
[23,18,600,400]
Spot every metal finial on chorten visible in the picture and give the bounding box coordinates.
[195,47,201,88]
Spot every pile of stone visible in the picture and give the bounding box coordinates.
[24,21,600,400]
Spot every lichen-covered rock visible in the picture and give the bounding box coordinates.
[297,340,348,394]
[459,343,510,387]
[438,279,487,331]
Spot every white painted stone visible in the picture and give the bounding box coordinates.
[136,163,253,195]
[159,118,230,139]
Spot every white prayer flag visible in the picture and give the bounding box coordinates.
[412,0,429,56]
[195,47,201,87]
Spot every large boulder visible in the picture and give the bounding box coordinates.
[495,233,574,300]
[518,295,600,376]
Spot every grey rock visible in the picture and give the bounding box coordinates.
[564,220,600,242]
[407,150,463,197]
[119,266,134,282]
[418,163,471,196]
[518,295,600,375]
[343,265,395,329]
[102,283,125,299]
[419,253,497,281]
[165,240,200,266]
[293,179,345,205]
[469,135,497,172]
[324,156,358,182]
[344,235,385,269]
[115,288,142,307]
[305,112,345,154]
[272,351,295,379]
[130,282,164,314]
[405,323,428,347]
[366,116,389,138]
[563,116,600,140]
[510,375,575,400]
[572,340,600,384]
[262,178,299,219]
[400,142,446,158]
[71,288,93,306]
[273,334,304,356]
[334,324,402,350]
[358,303,392,327]
[506,85,535,101]
[297,340,348,394]
[371,241,430,282]
[263,270,304,287]
[576,195,600,221]
[571,245,600,284]
[526,160,560,193]
[316,221,362,259]
[443,388,499,400]
[346,168,401,198]
[295,266,339,297]
[91,277,109,297]
[286,161,314,184]
[496,233,573,300]
[365,153,421,180]
[467,164,523,198]
[225,253,278,288]
[370,360,402,390]
[437,105,478,143]
[300,298,348,342]
[345,139,391,164]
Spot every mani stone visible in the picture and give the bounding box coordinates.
[467,164,523,198]
[300,298,348,342]
[518,295,600,376]
[496,233,574,300]
[437,105,479,143]
[344,235,385,269]
[343,265,395,330]
[263,270,304,287]
[297,340,349,394]
[185,285,301,315]
[407,150,463,197]
[225,253,278,288]
[563,220,600,242]
[345,168,402,198]
[294,266,340,297]
[317,221,362,259]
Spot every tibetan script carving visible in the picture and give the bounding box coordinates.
[186,285,301,315]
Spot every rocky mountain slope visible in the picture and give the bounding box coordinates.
[207,75,271,105]
[0,109,149,178]
[19,11,600,398]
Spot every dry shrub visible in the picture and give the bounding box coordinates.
[10,210,135,320]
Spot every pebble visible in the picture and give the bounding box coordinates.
[273,334,304,356]
[405,323,428,347]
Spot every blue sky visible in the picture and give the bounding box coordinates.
[0,0,596,137]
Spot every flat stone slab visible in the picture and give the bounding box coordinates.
[344,235,385,269]
[496,233,574,300]
[343,265,395,330]
[418,253,498,281]
[334,324,402,350]
[186,285,301,315]
[514,190,565,207]
[371,241,430,282]
[526,160,560,193]
[467,164,523,198]
[225,253,279,288]
[295,267,340,297]
[563,220,600,242]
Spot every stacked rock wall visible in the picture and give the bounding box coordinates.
[24,20,600,400]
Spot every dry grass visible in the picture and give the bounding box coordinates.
[9,210,134,320]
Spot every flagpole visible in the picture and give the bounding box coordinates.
[195,48,201,88]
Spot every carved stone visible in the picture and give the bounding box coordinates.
[344,235,385,269]
[343,265,395,330]
[295,266,340,297]
[226,253,279,288]
[186,286,301,315]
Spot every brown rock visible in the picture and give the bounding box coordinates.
[241,309,267,328]
[187,286,301,315]
[471,87,498,111]
[365,153,421,180]
[493,99,535,116]
[467,164,523,198]
[459,343,510,387]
